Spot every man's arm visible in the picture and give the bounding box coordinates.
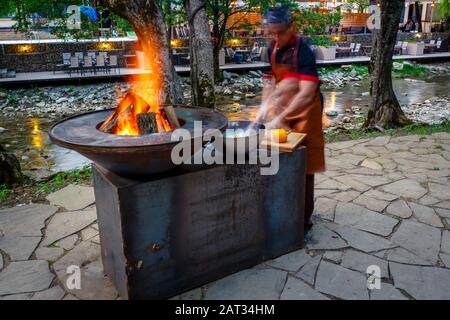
[264,79,318,129]
[278,80,318,119]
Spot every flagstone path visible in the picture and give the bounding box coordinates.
[1,132,449,300]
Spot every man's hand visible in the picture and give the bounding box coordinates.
[264,115,290,130]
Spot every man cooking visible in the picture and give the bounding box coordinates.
[256,6,326,232]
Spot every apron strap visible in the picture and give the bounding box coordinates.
[270,34,302,80]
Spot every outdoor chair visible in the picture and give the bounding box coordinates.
[260,47,269,62]
[401,42,408,54]
[436,40,442,50]
[53,53,72,74]
[394,42,403,55]
[225,47,235,63]
[83,56,94,74]
[249,47,262,62]
[69,57,80,76]
[62,53,71,65]
[108,55,119,74]
[74,52,84,64]
[430,40,436,45]
[87,52,97,64]
[352,43,361,56]
[96,54,106,73]
[0,68,7,78]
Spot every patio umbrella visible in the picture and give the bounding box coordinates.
[80,5,99,22]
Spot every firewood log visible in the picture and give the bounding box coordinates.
[99,93,135,132]
[137,112,158,134]
[101,105,134,134]
[162,105,181,129]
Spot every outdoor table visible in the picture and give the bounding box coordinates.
[172,52,188,65]
[235,49,251,61]
[425,44,437,53]
[336,47,352,57]
[362,46,372,56]
[53,63,69,75]
[123,54,137,68]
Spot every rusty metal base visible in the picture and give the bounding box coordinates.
[93,148,306,300]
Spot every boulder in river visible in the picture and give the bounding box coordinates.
[0,144,23,186]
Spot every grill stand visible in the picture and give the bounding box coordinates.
[93,147,306,299]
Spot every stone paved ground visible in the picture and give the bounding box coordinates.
[1,133,449,300]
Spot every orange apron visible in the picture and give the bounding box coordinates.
[270,35,326,174]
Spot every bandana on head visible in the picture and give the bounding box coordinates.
[265,6,291,24]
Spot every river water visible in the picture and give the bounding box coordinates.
[0,74,449,177]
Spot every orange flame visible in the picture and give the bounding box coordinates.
[101,44,169,136]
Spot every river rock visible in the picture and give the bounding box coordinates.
[0,144,23,185]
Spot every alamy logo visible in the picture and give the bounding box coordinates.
[170,121,280,176]
[66,265,81,290]
[366,265,381,290]
[367,5,381,31]
[66,5,81,30]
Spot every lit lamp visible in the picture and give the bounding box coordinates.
[18,45,31,53]
[232,39,239,46]
[99,42,112,50]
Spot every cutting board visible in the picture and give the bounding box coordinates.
[261,132,307,152]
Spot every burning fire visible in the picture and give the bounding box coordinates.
[99,46,176,136]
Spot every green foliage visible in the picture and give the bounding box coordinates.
[309,35,333,47]
[351,64,369,76]
[393,61,428,76]
[6,94,18,104]
[5,0,131,39]
[160,0,186,28]
[293,9,341,35]
[342,0,370,13]
[0,185,11,203]
[436,0,450,20]
[34,166,92,196]
[0,0,16,16]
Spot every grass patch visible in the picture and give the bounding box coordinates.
[1,166,92,208]
[351,65,369,77]
[34,166,92,196]
[319,65,369,77]
[393,61,428,76]
[0,185,11,203]
[325,121,450,143]
[319,62,429,80]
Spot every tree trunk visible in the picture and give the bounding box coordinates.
[414,1,423,32]
[0,145,22,186]
[101,0,182,104]
[213,45,221,81]
[366,0,411,130]
[184,0,215,107]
